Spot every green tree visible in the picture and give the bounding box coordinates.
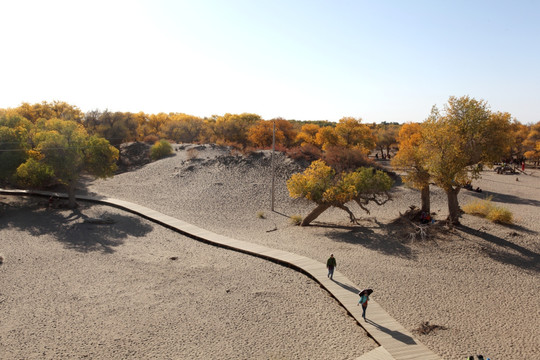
[0,113,32,183]
[287,160,393,226]
[16,119,119,207]
[420,96,512,224]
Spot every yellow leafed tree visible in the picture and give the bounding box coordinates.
[16,119,119,207]
[287,160,393,226]
[419,96,513,224]
[392,122,431,212]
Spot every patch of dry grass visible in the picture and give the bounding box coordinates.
[485,206,513,224]
[463,196,513,224]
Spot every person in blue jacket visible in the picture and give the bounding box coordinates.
[357,290,371,319]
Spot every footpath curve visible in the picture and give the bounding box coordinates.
[1,189,442,360]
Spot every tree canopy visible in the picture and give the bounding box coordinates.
[0,114,32,184]
[391,122,431,212]
[419,96,512,224]
[16,118,119,207]
[287,160,393,226]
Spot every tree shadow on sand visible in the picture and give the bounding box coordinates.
[2,200,153,254]
[311,219,416,260]
[466,188,540,208]
[457,225,540,273]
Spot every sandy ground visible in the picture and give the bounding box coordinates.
[0,200,375,359]
[2,144,539,359]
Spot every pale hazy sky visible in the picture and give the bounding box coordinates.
[1,0,539,123]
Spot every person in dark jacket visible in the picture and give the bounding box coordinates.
[326,254,336,280]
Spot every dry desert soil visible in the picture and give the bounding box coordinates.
[1,144,539,360]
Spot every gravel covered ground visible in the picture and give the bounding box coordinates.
[2,144,539,359]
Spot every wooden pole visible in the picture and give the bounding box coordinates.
[271,120,276,211]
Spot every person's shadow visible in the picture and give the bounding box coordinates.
[333,279,361,294]
[365,318,417,345]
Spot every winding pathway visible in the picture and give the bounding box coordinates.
[1,189,442,360]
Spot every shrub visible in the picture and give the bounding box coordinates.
[463,196,513,224]
[289,214,302,225]
[150,140,173,160]
[256,211,266,219]
[462,196,493,217]
[486,206,513,224]
[285,144,322,162]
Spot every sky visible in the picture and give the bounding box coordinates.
[1,0,539,123]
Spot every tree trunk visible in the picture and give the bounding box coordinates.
[67,180,78,209]
[446,187,461,225]
[421,184,430,213]
[336,204,357,223]
[301,204,331,226]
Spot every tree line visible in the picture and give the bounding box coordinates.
[1,98,539,221]
[2,100,538,161]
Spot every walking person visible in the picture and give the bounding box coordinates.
[326,254,336,280]
[358,289,373,320]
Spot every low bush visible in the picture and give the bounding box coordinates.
[486,206,513,224]
[462,196,493,217]
[150,140,173,160]
[463,197,513,224]
[285,144,322,162]
[256,211,266,219]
